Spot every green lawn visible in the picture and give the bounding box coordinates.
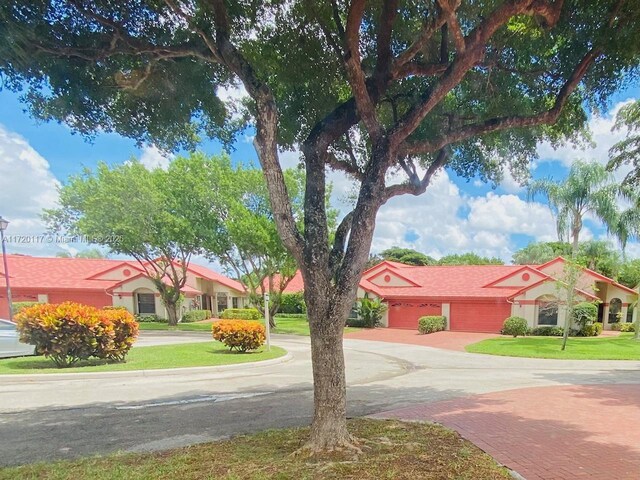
[0,419,510,480]
[138,316,361,336]
[466,333,640,360]
[0,342,286,374]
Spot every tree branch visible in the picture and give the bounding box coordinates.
[382,149,449,201]
[437,0,465,53]
[401,48,600,156]
[202,0,304,261]
[374,0,399,81]
[329,211,355,272]
[390,0,536,148]
[344,0,383,139]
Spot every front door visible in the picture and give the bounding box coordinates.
[216,293,228,316]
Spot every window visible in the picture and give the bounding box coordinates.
[137,293,156,314]
[232,297,239,308]
[217,293,228,314]
[609,298,622,323]
[537,297,558,326]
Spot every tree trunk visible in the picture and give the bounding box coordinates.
[165,301,179,326]
[305,292,354,451]
[562,227,581,350]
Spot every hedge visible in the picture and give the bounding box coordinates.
[530,326,564,336]
[612,322,636,332]
[278,292,306,314]
[134,314,168,323]
[212,320,265,352]
[274,313,307,319]
[15,302,139,367]
[418,316,446,334]
[346,318,368,328]
[220,308,262,320]
[181,309,212,323]
[577,322,603,337]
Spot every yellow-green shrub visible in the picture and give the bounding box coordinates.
[14,302,138,367]
[211,320,265,352]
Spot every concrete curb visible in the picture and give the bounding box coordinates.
[0,351,292,383]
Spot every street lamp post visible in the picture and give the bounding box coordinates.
[0,217,13,321]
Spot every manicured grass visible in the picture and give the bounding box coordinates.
[0,419,510,480]
[0,342,286,374]
[466,333,640,360]
[138,316,361,336]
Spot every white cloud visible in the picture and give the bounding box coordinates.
[537,99,635,176]
[371,172,560,262]
[139,145,172,170]
[0,125,61,254]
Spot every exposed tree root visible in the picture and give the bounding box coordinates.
[291,435,365,459]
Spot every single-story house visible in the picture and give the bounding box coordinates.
[0,254,248,319]
[281,257,638,333]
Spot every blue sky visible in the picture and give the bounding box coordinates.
[0,81,639,264]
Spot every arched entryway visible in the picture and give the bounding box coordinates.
[608,298,622,324]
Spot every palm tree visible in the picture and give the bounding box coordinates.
[528,161,622,350]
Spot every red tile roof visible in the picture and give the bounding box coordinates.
[278,256,638,301]
[368,264,524,298]
[0,254,243,294]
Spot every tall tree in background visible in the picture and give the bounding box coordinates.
[513,240,620,278]
[3,0,639,451]
[379,247,435,266]
[438,253,504,265]
[528,161,624,349]
[608,100,640,186]
[44,161,215,326]
[55,248,108,259]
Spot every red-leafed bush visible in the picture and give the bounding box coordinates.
[211,320,265,352]
[15,302,138,367]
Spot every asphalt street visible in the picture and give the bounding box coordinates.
[1,331,639,466]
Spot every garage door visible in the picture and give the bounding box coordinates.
[388,302,441,329]
[449,301,512,333]
[47,292,112,309]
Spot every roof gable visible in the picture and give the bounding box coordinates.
[483,265,550,288]
[367,267,420,287]
[86,262,143,281]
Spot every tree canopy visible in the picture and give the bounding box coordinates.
[43,160,215,325]
[512,240,621,278]
[378,247,436,266]
[4,0,640,451]
[608,100,640,186]
[437,253,503,265]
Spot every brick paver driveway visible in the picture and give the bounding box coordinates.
[372,384,640,480]
[345,328,498,351]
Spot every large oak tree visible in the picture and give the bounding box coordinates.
[2,0,639,451]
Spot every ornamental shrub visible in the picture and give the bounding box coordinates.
[572,302,598,327]
[418,316,446,334]
[211,320,265,352]
[278,292,306,314]
[14,302,139,367]
[530,326,565,336]
[181,309,212,323]
[501,316,529,337]
[220,308,262,320]
[611,322,636,332]
[356,298,387,328]
[12,301,39,313]
[577,322,603,337]
[98,308,139,361]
